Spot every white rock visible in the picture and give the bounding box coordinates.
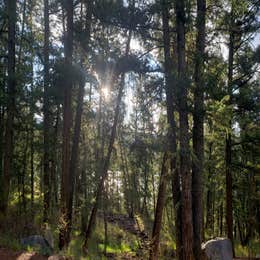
[202,237,233,260]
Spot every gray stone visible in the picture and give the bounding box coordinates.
[21,235,53,255]
[43,224,54,249]
[202,237,233,260]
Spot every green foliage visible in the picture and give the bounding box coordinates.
[59,217,139,259]
[0,233,22,252]
[235,239,260,257]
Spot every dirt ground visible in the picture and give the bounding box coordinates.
[0,248,70,260]
[1,248,259,260]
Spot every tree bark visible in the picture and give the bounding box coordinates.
[206,142,213,232]
[161,1,182,259]
[51,105,60,209]
[149,153,168,260]
[174,0,194,259]
[0,0,16,214]
[59,0,93,248]
[21,129,29,212]
[67,78,85,238]
[66,0,93,246]
[103,189,108,255]
[17,0,26,67]
[43,0,51,223]
[225,133,233,246]
[30,126,34,215]
[220,202,223,235]
[59,0,74,250]
[192,0,206,258]
[0,105,4,184]
[226,3,235,255]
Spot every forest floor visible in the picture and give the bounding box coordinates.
[0,212,259,259]
[105,214,150,252]
[0,247,259,260]
[0,247,71,260]
[0,247,139,260]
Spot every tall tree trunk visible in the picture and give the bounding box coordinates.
[63,0,93,246]
[0,0,16,214]
[43,0,51,223]
[174,0,194,259]
[192,0,206,258]
[206,142,213,232]
[246,171,256,245]
[119,134,132,217]
[161,1,182,259]
[0,105,4,183]
[59,0,74,250]
[103,188,108,256]
[17,0,26,67]
[0,67,6,177]
[51,105,60,208]
[21,128,29,213]
[67,79,85,238]
[30,126,34,215]
[82,31,132,253]
[226,3,234,255]
[205,190,212,231]
[142,165,149,217]
[50,105,61,210]
[225,133,233,244]
[95,77,104,167]
[151,161,156,216]
[80,134,89,234]
[149,153,168,260]
[220,202,223,235]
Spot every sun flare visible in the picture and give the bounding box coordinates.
[101,86,110,100]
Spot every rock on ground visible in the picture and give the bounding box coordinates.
[202,237,233,260]
[21,235,53,255]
